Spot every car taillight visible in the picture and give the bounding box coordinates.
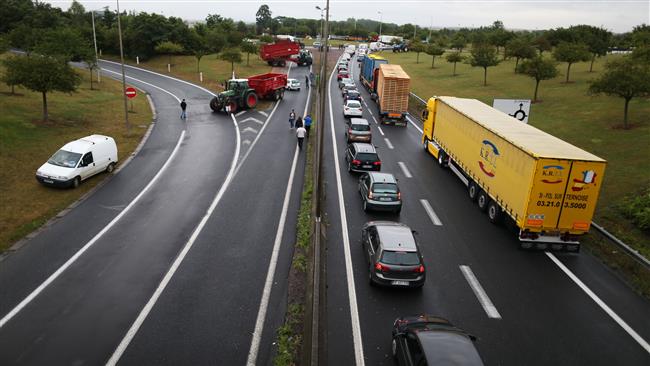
[373,161,381,166]
[397,192,401,199]
[352,159,361,165]
[375,262,390,272]
[414,265,425,273]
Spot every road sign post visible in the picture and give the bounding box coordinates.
[126,87,137,112]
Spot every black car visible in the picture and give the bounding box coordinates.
[344,90,361,101]
[358,172,401,213]
[341,84,357,97]
[362,221,425,288]
[345,143,381,172]
[392,315,484,366]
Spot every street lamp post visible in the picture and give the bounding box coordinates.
[378,11,383,42]
[91,10,101,83]
[116,0,130,133]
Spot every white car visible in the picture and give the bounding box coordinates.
[338,77,354,88]
[313,41,322,47]
[343,99,363,118]
[35,135,118,188]
[286,78,301,91]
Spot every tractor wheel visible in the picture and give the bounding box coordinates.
[280,60,286,67]
[273,90,281,101]
[279,89,285,100]
[227,100,238,114]
[209,97,223,112]
[245,92,258,109]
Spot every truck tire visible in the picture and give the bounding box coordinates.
[279,89,285,100]
[267,61,274,66]
[423,138,429,151]
[245,92,258,109]
[468,181,478,201]
[72,176,81,189]
[209,97,223,112]
[280,60,286,67]
[477,190,489,212]
[273,90,281,101]
[487,200,502,224]
[105,162,116,174]
[437,150,448,168]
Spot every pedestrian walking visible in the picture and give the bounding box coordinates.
[304,114,312,136]
[180,99,187,119]
[295,116,303,128]
[296,125,307,150]
[289,109,296,128]
[305,74,310,88]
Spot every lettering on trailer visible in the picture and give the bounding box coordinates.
[478,139,499,177]
[541,165,564,184]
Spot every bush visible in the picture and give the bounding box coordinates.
[620,187,650,231]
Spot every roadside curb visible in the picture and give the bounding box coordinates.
[1,91,157,262]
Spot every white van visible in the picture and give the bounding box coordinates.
[35,135,118,188]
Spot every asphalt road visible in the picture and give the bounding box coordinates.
[0,60,312,365]
[323,53,650,365]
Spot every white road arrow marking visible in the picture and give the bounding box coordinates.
[235,110,246,117]
[239,117,264,126]
[258,111,268,117]
[241,126,259,134]
[243,139,251,146]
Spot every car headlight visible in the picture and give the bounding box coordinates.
[57,175,69,180]
[36,171,45,177]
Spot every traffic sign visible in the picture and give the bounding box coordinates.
[493,99,531,124]
[125,87,137,99]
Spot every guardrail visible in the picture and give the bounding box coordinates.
[407,91,649,269]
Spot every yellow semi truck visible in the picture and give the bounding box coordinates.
[422,96,606,251]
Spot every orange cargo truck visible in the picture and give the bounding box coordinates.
[375,64,410,126]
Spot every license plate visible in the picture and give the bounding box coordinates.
[362,165,372,168]
[392,281,409,286]
[44,179,54,184]
[379,197,391,201]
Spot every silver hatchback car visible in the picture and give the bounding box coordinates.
[358,172,401,213]
[346,118,372,143]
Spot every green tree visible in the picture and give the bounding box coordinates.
[188,28,210,73]
[1,55,81,121]
[469,44,500,86]
[506,37,536,73]
[1,54,22,94]
[256,5,272,34]
[518,57,559,102]
[571,25,612,72]
[410,41,425,63]
[533,34,552,55]
[450,33,467,52]
[553,42,590,83]
[588,57,650,129]
[35,27,90,62]
[155,41,184,67]
[219,48,242,76]
[425,44,445,68]
[446,52,465,76]
[241,41,258,66]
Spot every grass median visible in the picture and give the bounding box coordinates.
[0,58,152,253]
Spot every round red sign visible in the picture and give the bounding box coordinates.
[125,87,137,99]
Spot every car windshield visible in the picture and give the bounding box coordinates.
[381,251,420,265]
[47,149,82,168]
[351,124,370,131]
[348,92,360,98]
[373,183,398,193]
[347,101,361,108]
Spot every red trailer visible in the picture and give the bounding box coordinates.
[248,73,288,100]
[260,40,313,67]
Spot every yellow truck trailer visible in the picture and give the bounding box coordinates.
[421,96,606,251]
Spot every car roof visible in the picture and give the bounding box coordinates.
[367,172,396,184]
[350,118,369,126]
[375,223,416,251]
[347,90,360,95]
[346,99,361,105]
[287,78,298,82]
[351,142,375,153]
[62,135,111,152]
[417,331,484,366]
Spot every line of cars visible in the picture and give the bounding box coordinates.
[335,50,485,365]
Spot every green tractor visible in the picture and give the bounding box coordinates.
[209,79,259,113]
[296,49,313,66]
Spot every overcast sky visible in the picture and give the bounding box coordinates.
[45,0,649,33]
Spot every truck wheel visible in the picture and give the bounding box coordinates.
[273,90,280,101]
[105,162,116,174]
[468,181,478,201]
[209,97,222,112]
[422,138,429,151]
[245,92,258,109]
[72,176,81,189]
[267,61,274,66]
[280,60,286,67]
[437,151,448,168]
[487,201,502,224]
[279,89,285,100]
[477,190,489,212]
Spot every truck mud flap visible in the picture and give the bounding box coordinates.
[519,240,580,252]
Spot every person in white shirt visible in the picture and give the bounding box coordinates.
[296,126,307,150]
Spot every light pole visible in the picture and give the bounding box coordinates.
[116,0,130,133]
[91,10,100,83]
[378,11,383,42]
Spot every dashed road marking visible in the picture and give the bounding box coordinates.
[460,265,502,319]
[397,161,412,178]
[384,138,394,150]
[419,199,442,226]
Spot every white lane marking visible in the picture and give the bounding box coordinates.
[258,111,268,117]
[235,110,246,117]
[384,138,394,150]
[459,265,502,319]
[239,117,264,126]
[328,57,366,366]
[397,161,413,178]
[246,146,300,366]
[103,69,181,103]
[419,199,443,226]
[406,115,424,134]
[246,65,312,365]
[106,116,241,366]
[100,59,216,96]
[0,130,186,329]
[546,252,650,354]
[376,124,385,136]
[241,126,259,134]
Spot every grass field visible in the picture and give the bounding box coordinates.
[0,56,152,253]
[377,50,650,295]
